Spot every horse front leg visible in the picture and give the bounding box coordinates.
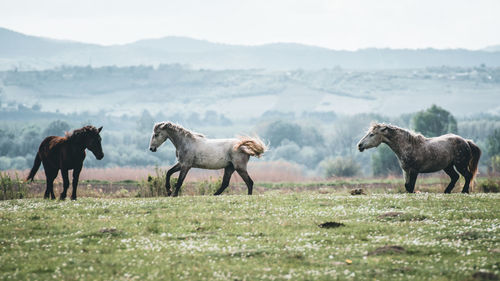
[165,163,181,196]
[71,166,82,200]
[60,169,70,200]
[172,166,190,197]
[403,170,418,193]
[214,164,235,196]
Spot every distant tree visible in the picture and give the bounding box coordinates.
[31,103,41,111]
[137,110,155,132]
[486,129,500,157]
[22,125,43,155]
[371,144,402,176]
[44,120,70,137]
[321,157,361,178]
[262,120,302,147]
[411,105,457,137]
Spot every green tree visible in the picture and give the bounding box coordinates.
[371,144,402,176]
[411,105,457,137]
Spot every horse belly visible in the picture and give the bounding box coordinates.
[193,156,229,169]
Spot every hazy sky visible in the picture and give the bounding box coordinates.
[1,0,499,50]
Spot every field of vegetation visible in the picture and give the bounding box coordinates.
[1,190,499,280]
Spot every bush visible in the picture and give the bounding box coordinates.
[321,157,361,178]
[1,172,29,200]
[136,167,177,197]
[195,177,222,195]
[479,179,500,193]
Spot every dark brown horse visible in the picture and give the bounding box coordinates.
[27,125,104,200]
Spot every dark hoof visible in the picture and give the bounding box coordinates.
[171,193,179,197]
[70,197,77,201]
[59,197,66,201]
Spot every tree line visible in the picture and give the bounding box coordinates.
[1,102,499,178]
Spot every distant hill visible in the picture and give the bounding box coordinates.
[483,45,500,52]
[1,27,500,70]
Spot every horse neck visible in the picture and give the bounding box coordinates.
[165,128,188,150]
[383,128,415,159]
[68,135,87,152]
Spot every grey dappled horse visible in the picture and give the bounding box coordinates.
[357,123,481,193]
[149,122,267,196]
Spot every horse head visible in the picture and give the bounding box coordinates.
[86,126,104,160]
[149,122,169,152]
[357,123,392,152]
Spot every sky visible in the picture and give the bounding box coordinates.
[0,0,499,50]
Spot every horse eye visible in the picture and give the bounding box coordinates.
[370,133,374,137]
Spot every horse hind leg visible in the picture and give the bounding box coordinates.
[236,169,254,195]
[214,164,235,196]
[455,163,473,194]
[443,166,459,194]
[60,169,70,200]
[44,168,58,200]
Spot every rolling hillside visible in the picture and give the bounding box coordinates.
[1,27,500,70]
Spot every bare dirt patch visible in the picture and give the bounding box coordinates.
[318,222,345,228]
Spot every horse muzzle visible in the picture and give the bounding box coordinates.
[358,144,365,152]
[96,153,104,160]
[150,147,157,152]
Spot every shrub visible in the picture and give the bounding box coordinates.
[136,167,177,197]
[321,157,361,178]
[479,179,500,193]
[1,172,29,200]
[194,177,222,195]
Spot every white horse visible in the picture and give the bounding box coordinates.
[149,121,267,196]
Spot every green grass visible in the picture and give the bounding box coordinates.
[1,193,499,280]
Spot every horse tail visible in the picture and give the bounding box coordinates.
[234,136,268,158]
[26,152,41,182]
[467,140,481,188]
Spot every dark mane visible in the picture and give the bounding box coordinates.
[372,122,425,145]
[65,126,100,140]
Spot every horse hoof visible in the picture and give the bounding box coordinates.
[70,197,77,201]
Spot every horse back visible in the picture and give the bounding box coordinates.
[38,136,84,169]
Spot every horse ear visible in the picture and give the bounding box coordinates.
[98,126,103,133]
[380,126,387,132]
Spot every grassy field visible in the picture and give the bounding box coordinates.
[1,192,499,280]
